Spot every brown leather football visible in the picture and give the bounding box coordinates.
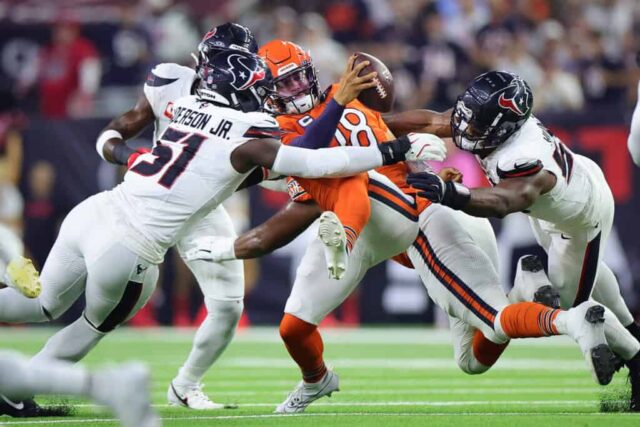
[353,52,394,113]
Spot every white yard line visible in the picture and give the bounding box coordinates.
[148,387,600,397]
[69,399,602,409]
[1,410,636,425]
[0,327,578,347]
[145,357,590,371]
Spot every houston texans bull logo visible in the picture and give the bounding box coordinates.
[497,78,531,116]
[226,53,266,91]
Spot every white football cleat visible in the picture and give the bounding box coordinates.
[562,302,617,385]
[318,212,348,280]
[275,370,340,414]
[91,363,160,427]
[168,382,225,410]
[3,256,41,298]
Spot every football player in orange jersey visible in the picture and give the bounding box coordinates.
[259,40,446,279]
[184,41,639,412]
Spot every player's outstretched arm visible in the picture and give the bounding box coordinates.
[234,201,321,258]
[231,134,446,178]
[383,108,453,138]
[185,201,322,261]
[96,94,155,165]
[407,170,556,218]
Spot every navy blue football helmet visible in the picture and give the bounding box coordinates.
[196,50,275,113]
[194,23,258,73]
[451,71,533,154]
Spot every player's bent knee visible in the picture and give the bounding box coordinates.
[456,352,491,375]
[204,297,243,319]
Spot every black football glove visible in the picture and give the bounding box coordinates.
[407,172,471,210]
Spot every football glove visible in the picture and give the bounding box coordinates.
[407,171,470,210]
[378,133,447,165]
[405,133,447,162]
[127,148,151,169]
[184,236,236,262]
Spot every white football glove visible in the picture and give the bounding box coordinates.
[184,236,236,262]
[404,133,447,162]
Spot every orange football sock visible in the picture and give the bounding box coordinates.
[472,330,509,367]
[499,302,560,338]
[279,313,327,383]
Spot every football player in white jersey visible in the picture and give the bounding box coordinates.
[0,351,159,426]
[408,71,640,410]
[0,47,440,416]
[628,53,640,166]
[184,59,640,411]
[94,23,258,410]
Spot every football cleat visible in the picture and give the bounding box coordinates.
[564,302,617,385]
[168,381,226,410]
[625,352,640,411]
[0,395,40,418]
[275,370,340,414]
[0,395,71,418]
[4,256,41,299]
[91,363,160,427]
[509,255,560,308]
[533,285,561,309]
[317,212,348,280]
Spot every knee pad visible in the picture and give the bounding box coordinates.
[204,297,243,317]
[202,298,243,333]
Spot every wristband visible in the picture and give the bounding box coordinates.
[378,135,410,165]
[96,130,123,161]
[113,143,137,166]
[445,181,471,210]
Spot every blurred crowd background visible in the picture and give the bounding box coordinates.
[0,0,639,328]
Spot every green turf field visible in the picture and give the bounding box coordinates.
[0,327,637,426]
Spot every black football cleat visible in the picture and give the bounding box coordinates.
[0,395,41,417]
[533,285,561,309]
[520,254,544,273]
[519,255,561,309]
[0,395,72,417]
[626,352,640,412]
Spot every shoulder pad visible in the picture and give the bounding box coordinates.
[145,63,195,88]
[497,158,543,179]
[243,125,280,139]
[238,113,280,139]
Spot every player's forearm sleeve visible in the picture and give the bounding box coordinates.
[628,82,640,167]
[271,144,383,178]
[288,99,344,149]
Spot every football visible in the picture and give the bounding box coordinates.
[353,52,395,113]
